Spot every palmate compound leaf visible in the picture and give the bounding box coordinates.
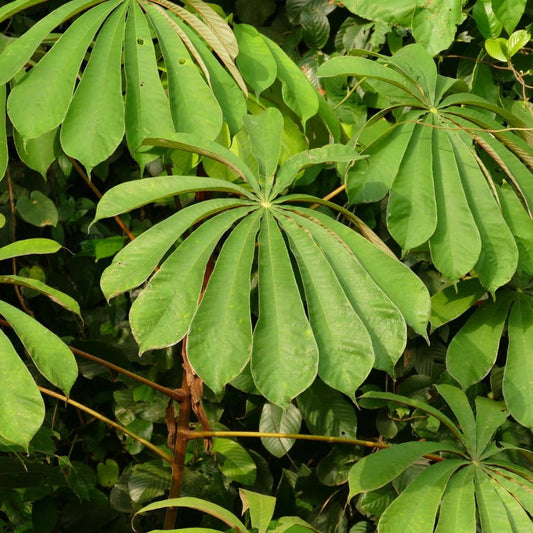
[318,43,529,289]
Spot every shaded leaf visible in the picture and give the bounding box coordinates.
[259,403,302,458]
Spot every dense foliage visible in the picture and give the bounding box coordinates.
[0,0,532,531]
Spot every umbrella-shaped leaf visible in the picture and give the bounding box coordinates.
[234,24,277,97]
[484,467,533,515]
[291,210,406,374]
[0,329,44,448]
[101,198,248,300]
[259,402,302,458]
[279,213,373,395]
[0,0,105,85]
[434,465,476,533]
[388,117,437,250]
[447,290,515,389]
[0,84,7,180]
[251,211,318,407]
[0,238,60,261]
[475,467,515,532]
[475,397,508,459]
[491,478,533,533]
[0,301,77,394]
[7,0,121,140]
[348,441,445,498]
[146,4,223,141]
[60,3,127,174]
[0,275,80,315]
[13,127,59,178]
[130,206,255,353]
[187,211,261,392]
[503,293,533,427]
[378,460,466,533]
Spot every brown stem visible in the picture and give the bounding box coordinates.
[38,386,173,464]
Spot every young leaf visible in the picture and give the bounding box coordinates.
[259,403,302,458]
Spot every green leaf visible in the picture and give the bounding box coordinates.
[342,0,416,27]
[146,4,223,141]
[300,7,329,50]
[484,467,533,514]
[475,397,508,457]
[491,477,533,533]
[211,438,256,486]
[130,206,254,353]
[234,24,277,96]
[0,0,106,85]
[388,118,437,250]
[430,278,486,330]
[0,238,60,261]
[187,212,261,392]
[263,36,319,126]
[7,0,121,140]
[297,379,357,439]
[60,3,127,174]
[485,37,509,61]
[447,290,515,389]
[0,301,77,394]
[0,329,44,449]
[124,1,175,168]
[0,275,80,315]
[136,497,247,533]
[97,459,119,488]
[14,127,59,178]
[0,0,47,23]
[378,460,466,533]
[259,403,302,458]
[434,465,476,533]
[475,467,514,532]
[506,29,530,57]
[16,191,58,227]
[503,293,533,427]
[279,213,373,396]
[239,489,275,533]
[101,198,248,299]
[493,0,527,35]
[472,0,503,39]
[251,211,318,407]
[0,84,7,181]
[128,461,171,503]
[92,175,254,226]
[348,441,444,498]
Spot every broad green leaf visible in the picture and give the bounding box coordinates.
[342,0,416,27]
[97,459,119,488]
[92,175,254,225]
[263,37,319,126]
[136,497,247,533]
[450,132,518,291]
[475,397,508,458]
[0,84,7,180]
[239,489,275,533]
[347,119,417,204]
[388,118,437,249]
[234,24,277,96]
[447,290,515,389]
[13,127,59,178]
[491,478,533,533]
[428,127,481,281]
[307,210,430,337]
[212,438,256,486]
[101,198,248,299]
[475,467,514,533]
[251,211,318,407]
[0,238,60,261]
[378,460,465,533]
[317,445,362,486]
[434,465,476,533]
[244,108,283,187]
[176,17,247,135]
[130,206,254,353]
[472,0,503,39]
[297,379,357,439]
[16,190,58,227]
[0,329,44,448]
[493,0,527,34]
[146,4,223,141]
[187,212,261,392]
[60,3,127,174]
[0,0,106,84]
[291,210,406,373]
[124,1,175,168]
[0,0,47,23]
[506,29,531,57]
[436,385,476,455]
[269,516,316,533]
[430,278,486,330]
[348,441,444,498]
[7,0,121,140]
[503,294,533,427]
[279,213,373,396]
[259,403,302,458]
[128,462,171,503]
[0,275,80,315]
[0,301,77,394]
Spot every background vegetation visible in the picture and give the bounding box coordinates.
[0,0,532,531]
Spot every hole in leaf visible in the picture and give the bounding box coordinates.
[137,38,144,45]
